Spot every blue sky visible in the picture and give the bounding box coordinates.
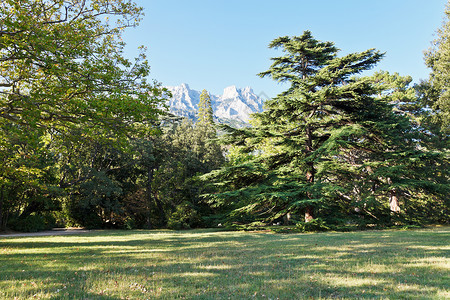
[123,0,447,98]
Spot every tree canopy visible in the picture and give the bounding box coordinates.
[203,31,448,228]
[0,0,169,231]
[425,3,450,134]
[0,0,167,141]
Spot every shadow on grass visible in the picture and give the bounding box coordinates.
[0,228,448,299]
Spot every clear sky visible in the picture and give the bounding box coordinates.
[123,0,447,98]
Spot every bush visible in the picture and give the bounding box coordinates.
[223,221,267,231]
[296,218,330,232]
[123,217,136,230]
[402,195,449,225]
[10,213,56,232]
[64,197,103,229]
[167,202,202,230]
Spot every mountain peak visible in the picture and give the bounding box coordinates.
[243,86,253,93]
[222,85,239,99]
[167,83,190,90]
[165,84,265,127]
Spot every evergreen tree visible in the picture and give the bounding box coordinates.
[204,31,445,227]
[417,3,450,221]
[257,31,341,221]
[197,90,214,126]
[424,1,450,134]
[194,90,223,170]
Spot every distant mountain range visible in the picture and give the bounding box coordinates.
[164,83,266,127]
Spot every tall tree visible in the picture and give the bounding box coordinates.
[0,0,167,230]
[0,0,167,141]
[142,116,224,229]
[419,3,450,214]
[424,1,450,134]
[204,31,438,227]
[0,129,60,230]
[257,31,340,221]
[197,89,214,126]
[194,89,223,170]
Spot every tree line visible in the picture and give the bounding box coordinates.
[0,0,448,232]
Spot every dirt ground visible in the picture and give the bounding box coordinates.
[0,228,92,238]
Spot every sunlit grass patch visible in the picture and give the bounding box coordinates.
[0,227,448,299]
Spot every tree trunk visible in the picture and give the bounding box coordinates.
[389,189,400,213]
[283,212,291,225]
[146,166,154,229]
[304,161,315,222]
[304,126,315,222]
[0,185,4,231]
[305,206,314,222]
[154,196,166,227]
[306,166,314,183]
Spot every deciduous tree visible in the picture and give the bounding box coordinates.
[0,0,166,141]
[0,0,167,230]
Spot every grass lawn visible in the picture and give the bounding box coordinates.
[0,227,449,299]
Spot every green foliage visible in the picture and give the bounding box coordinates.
[53,135,138,228]
[51,113,225,230]
[424,1,450,133]
[167,202,202,230]
[204,31,448,229]
[197,90,214,126]
[0,0,167,141]
[0,129,62,231]
[295,218,330,232]
[122,217,137,230]
[65,196,104,229]
[9,213,56,232]
[1,2,447,232]
[153,117,224,228]
[0,0,168,231]
[401,194,449,225]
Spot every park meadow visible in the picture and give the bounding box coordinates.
[1,226,449,299]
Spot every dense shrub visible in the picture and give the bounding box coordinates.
[295,218,330,232]
[167,202,202,230]
[10,213,56,232]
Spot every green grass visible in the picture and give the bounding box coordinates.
[0,227,449,299]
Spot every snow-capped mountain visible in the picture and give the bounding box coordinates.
[165,83,265,127]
